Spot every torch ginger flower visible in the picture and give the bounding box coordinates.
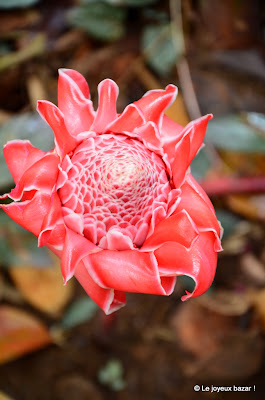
[0,70,222,314]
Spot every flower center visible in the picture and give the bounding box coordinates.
[102,158,142,190]
[58,134,170,248]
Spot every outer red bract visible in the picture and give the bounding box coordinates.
[0,70,222,314]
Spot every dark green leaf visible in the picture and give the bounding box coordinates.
[215,209,242,240]
[61,296,98,329]
[68,2,127,42]
[0,0,39,8]
[191,147,212,180]
[206,114,265,153]
[0,113,54,189]
[141,23,182,76]
[0,213,52,267]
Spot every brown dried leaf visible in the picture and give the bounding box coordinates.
[10,255,74,316]
[0,305,52,365]
[172,291,264,380]
[171,291,251,357]
[186,330,264,381]
[227,194,265,221]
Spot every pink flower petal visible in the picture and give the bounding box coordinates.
[88,250,175,295]
[74,260,126,314]
[134,85,178,128]
[171,132,191,188]
[99,230,135,250]
[163,114,212,165]
[133,122,163,154]
[9,153,59,201]
[1,192,52,237]
[37,100,77,158]
[3,140,45,184]
[59,69,90,99]
[161,115,184,143]
[91,79,119,133]
[187,114,213,162]
[187,173,216,214]
[46,223,66,254]
[134,222,149,247]
[0,70,221,314]
[63,211,84,236]
[61,227,101,283]
[166,188,181,216]
[177,174,222,251]
[38,192,63,247]
[107,103,145,133]
[155,231,217,299]
[142,209,198,251]
[58,69,95,137]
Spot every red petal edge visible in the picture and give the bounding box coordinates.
[88,250,176,296]
[75,260,126,314]
[3,140,45,184]
[37,100,77,158]
[134,85,178,128]
[155,231,217,300]
[91,79,119,133]
[61,227,101,283]
[58,69,95,137]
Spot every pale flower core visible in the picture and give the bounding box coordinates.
[58,134,171,248]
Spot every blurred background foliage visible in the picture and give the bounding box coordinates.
[0,0,265,399]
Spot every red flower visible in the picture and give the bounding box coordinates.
[0,70,222,314]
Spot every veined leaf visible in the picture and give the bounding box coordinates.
[206,114,265,153]
[141,23,182,76]
[68,2,127,42]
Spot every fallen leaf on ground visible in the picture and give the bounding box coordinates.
[0,305,52,365]
[171,291,251,357]
[10,254,74,316]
